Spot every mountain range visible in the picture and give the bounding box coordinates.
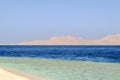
[21,34,120,45]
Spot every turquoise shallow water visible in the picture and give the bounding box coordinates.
[0,57,120,80]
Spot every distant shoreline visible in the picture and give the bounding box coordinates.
[0,45,120,46]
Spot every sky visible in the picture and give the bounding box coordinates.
[0,0,120,44]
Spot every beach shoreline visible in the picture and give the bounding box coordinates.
[0,68,47,80]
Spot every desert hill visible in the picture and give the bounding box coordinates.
[21,34,120,45]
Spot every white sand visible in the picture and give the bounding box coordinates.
[0,68,46,80]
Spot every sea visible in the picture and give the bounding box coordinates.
[0,45,120,63]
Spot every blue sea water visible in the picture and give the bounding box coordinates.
[0,45,120,63]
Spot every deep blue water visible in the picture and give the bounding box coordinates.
[0,45,120,63]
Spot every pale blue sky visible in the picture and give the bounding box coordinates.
[0,0,120,44]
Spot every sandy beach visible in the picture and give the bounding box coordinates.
[0,68,46,80]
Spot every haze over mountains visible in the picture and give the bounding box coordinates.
[21,34,120,45]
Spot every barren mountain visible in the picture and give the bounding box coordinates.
[21,34,120,45]
[92,34,120,45]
